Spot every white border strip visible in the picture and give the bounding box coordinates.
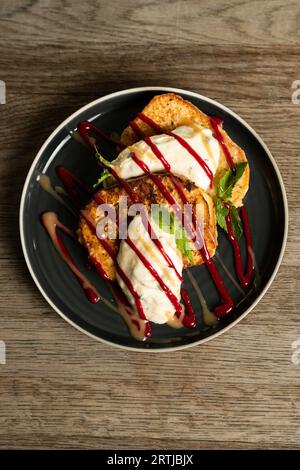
[19,86,289,352]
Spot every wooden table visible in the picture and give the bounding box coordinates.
[0,0,299,450]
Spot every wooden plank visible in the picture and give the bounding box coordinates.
[1,0,300,47]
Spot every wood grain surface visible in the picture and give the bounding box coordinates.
[0,0,299,450]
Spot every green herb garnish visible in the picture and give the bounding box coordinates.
[153,207,194,265]
[93,146,116,188]
[214,162,247,239]
[229,205,243,240]
[175,226,194,265]
[93,169,112,189]
[94,145,113,168]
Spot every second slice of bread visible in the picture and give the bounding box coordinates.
[120,93,249,207]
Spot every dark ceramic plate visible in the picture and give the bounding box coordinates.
[20,87,288,351]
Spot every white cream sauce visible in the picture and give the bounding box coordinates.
[116,213,183,324]
[111,125,220,191]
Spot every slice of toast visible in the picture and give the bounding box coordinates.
[120,93,249,207]
[78,175,217,281]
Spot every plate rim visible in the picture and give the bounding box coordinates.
[19,86,289,352]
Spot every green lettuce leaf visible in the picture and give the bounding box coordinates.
[152,207,194,264]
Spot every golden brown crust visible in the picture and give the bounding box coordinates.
[120,93,249,207]
[120,93,210,146]
[79,175,218,281]
[79,93,250,282]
